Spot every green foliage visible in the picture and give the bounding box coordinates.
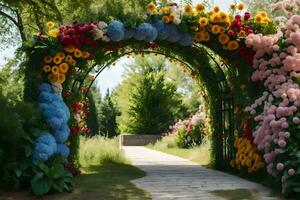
[0,91,42,190]
[86,92,99,135]
[31,156,73,196]
[97,89,120,137]
[78,135,127,167]
[126,70,182,135]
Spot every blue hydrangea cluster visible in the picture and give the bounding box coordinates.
[32,83,71,164]
[106,20,194,46]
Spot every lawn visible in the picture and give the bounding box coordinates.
[0,136,151,200]
[210,189,255,200]
[147,135,211,167]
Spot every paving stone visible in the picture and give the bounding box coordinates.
[123,146,281,200]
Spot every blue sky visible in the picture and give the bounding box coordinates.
[0,0,240,95]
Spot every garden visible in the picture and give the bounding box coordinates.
[1,0,300,199]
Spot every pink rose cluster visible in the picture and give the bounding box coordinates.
[245,15,300,190]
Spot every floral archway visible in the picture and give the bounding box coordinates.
[21,1,300,197]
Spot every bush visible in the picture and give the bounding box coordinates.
[78,135,127,167]
[176,124,204,148]
[0,93,42,190]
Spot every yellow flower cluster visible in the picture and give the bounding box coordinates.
[46,21,59,38]
[42,45,90,84]
[232,137,265,173]
[254,11,271,24]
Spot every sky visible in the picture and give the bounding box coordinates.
[0,0,240,95]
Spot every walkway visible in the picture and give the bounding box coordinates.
[123,146,279,200]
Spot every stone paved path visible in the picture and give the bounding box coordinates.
[123,146,280,200]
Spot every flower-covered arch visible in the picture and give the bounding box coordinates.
[22,1,300,197]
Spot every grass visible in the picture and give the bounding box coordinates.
[147,135,211,167]
[0,136,151,200]
[210,189,255,200]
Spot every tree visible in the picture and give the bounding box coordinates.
[98,89,120,137]
[125,69,182,135]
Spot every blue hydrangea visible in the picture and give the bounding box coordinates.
[53,124,70,143]
[107,20,125,42]
[56,144,70,158]
[46,117,62,130]
[153,20,169,40]
[124,29,135,40]
[134,23,157,42]
[38,91,54,104]
[166,24,181,43]
[178,32,194,46]
[32,132,57,164]
[145,26,158,42]
[39,83,52,93]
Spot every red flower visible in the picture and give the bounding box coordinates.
[244,12,251,21]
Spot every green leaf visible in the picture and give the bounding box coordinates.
[51,163,65,179]
[30,173,50,196]
[37,161,50,176]
[14,169,22,178]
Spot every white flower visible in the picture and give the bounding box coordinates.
[97,21,108,30]
[102,35,110,42]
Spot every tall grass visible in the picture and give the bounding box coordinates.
[148,135,212,167]
[79,135,127,167]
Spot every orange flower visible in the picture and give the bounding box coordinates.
[162,15,170,23]
[59,63,69,73]
[53,56,62,65]
[56,52,65,59]
[195,31,205,42]
[147,2,156,12]
[213,6,220,13]
[196,4,205,12]
[227,40,239,50]
[65,55,73,63]
[211,25,221,34]
[51,66,60,75]
[70,59,77,66]
[82,51,90,59]
[74,49,82,58]
[58,73,66,84]
[48,73,58,82]
[46,21,55,29]
[203,31,210,41]
[184,5,193,13]
[199,17,208,27]
[43,65,51,73]
[237,3,245,11]
[44,56,53,64]
[218,33,230,45]
[64,45,75,53]
[230,4,235,10]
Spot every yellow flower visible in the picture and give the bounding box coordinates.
[82,51,90,59]
[46,21,55,29]
[210,13,221,23]
[230,4,235,10]
[43,65,51,73]
[213,6,220,13]
[70,59,76,66]
[51,66,59,75]
[43,56,53,64]
[48,29,59,38]
[53,56,62,65]
[239,30,247,37]
[196,4,205,12]
[255,15,262,23]
[59,63,69,73]
[162,15,170,23]
[161,7,170,14]
[220,12,228,22]
[147,2,156,12]
[262,17,271,24]
[56,52,65,59]
[227,40,239,50]
[58,73,66,84]
[203,31,210,41]
[218,33,229,45]
[184,5,193,14]
[169,13,177,22]
[64,45,75,53]
[199,17,208,27]
[192,11,198,17]
[219,26,226,33]
[65,55,73,63]
[195,31,205,42]
[258,11,268,18]
[74,49,82,58]
[211,25,221,34]
[237,3,245,11]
